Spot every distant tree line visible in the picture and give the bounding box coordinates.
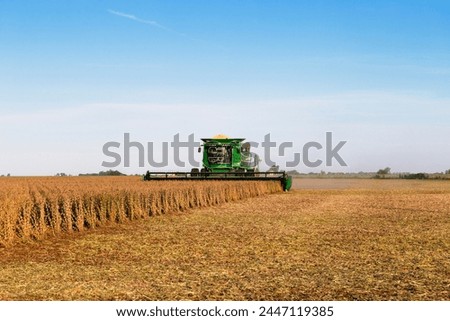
[277,167,450,180]
[399,173,429,180]
[79,170,126,176]
[374,167,450,180]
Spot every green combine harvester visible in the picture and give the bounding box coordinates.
[143,135,292,191]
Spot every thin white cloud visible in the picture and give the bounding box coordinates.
[108,9,184,35]
[2,91,449,127]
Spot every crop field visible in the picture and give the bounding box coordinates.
[0,178,449,300]
[0,177,281,247]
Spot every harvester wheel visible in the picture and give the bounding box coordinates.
[191,168,199,177]
[247,169,255,177]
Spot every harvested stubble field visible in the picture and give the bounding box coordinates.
[0,178,449,300]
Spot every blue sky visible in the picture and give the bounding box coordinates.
[1,0,449,175]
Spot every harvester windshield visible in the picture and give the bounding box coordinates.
[206,145,232,165]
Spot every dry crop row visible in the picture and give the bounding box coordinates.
[0,177,282,246]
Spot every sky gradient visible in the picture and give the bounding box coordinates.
[1,0,449,175]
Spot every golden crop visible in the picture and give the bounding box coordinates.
[0,177,282,246]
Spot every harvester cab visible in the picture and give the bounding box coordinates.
[143,135,292,191]
[198,137,259,174]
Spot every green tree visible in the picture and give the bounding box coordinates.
[377,167,391,175]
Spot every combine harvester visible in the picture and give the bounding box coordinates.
[143,135,292,191]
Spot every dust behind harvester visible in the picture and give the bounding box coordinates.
[143,135,292,191]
